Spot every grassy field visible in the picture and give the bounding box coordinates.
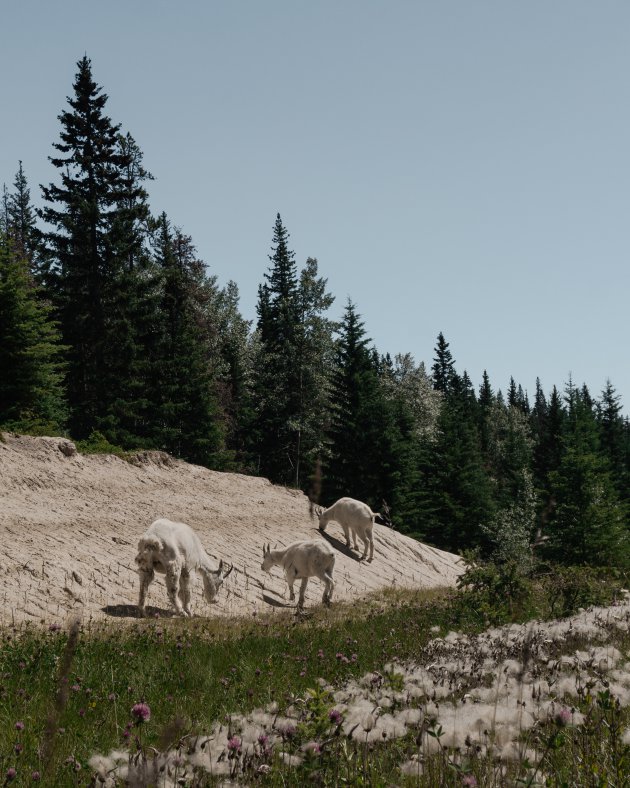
[1,570,629,786]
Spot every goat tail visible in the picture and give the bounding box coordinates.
[373,506,393,528]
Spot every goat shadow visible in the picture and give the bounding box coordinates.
[101,604,176,619]
[261,592,295,609]
[316,530,361,561]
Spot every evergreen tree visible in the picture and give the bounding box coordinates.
[0,186,8,236]
[478,370,493,411]
[530,379,548,468]
[431,332,456,394]
[211,280,255,470]
[597,380,628,501]
[422,342,494,553]
[98,133,159,445]
[508,377,518,409]
[380,353,440,533]
[0,231,66,432]
[421,387,495,553]
[532,384,565,491]
[544,391,628,568]
[252,241,336,488]
[478,369,494,454]
[508,377,530,414]
[7,162,38,268]
[293,257,336,488]
[149,213,224,466]
[251,214,302,484]
[324,300,397,508]
[39,55,128,437]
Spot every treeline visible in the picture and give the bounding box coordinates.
[2,57,629,568]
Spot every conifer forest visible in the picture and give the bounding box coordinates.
[2,56,629,569]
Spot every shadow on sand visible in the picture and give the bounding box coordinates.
[101,604,175,619]
[317,530,361,561]
[261,592,295,609]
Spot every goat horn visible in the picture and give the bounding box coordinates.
[218,559,224,573]
[223,563,234,578]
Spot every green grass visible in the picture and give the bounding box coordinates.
[0,575,627,785]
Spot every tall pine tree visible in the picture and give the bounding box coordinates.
[149,213,225,466]
[251,214,302,484]
[324,300,396,509]
[544,388,628,567]
[39,56,127,437]
[0,230,66,432]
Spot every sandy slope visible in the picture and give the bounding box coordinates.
[0,433,463,625]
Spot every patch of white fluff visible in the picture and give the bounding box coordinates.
[279,752,303,767]
[608,669,630,687]
[249,709,276,729]
[552,675,582,697]
[589,645,623,669]
[400,757,423,776]
[239,722,270,749]
[395,707,423,726]
[499,659,525,678]
[88,599,630,781]
[88,753,117,778]
[499,742,538,762]
[341,697,381,737]
[604,684,630,707]
[373,712,407,740]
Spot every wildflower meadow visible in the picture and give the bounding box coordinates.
[1,569,630,785]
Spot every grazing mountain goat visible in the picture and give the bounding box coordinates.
[261,540,335,611]
[135,518,233,617]
[317,497,380,562]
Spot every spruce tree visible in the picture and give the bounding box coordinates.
[39,55,127,438]
[211,280,255,470]
[149,213,225,466]
[545,391,629,568]
[379,353,439,534]
[7,162,38,269]
[532,384,564,488]
[422,344,494,553]
[98,133,159,445]
[251,214,302,484]
[0,231,66,432]
[478,369,494,454]
[324,301,396,508]
[431,332,456,394]
[597,380,628,501]
[293,257,336,489]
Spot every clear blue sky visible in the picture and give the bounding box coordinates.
[2,1,629,412]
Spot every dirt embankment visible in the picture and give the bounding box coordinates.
[0,433,463,625]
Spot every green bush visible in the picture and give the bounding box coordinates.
[75,430,131,458]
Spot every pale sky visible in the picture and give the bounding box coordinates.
[2,1,629,413]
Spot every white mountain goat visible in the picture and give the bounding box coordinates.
[317,497,382,562]
[135,518,233,617]
[261,540,335,611]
